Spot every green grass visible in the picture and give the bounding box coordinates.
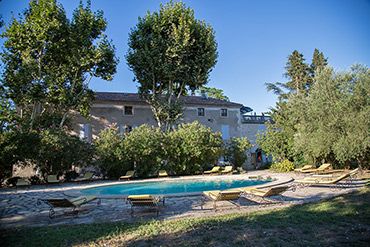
[2,188,370,247]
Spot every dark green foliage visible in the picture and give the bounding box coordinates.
[94,125,128,179]
[0,129,94,182]
[224,137,252,168]
[293,65,370,167]
[37,129,94,176]
[1,0,118,130]
[0,131,39,183]
[310,48,328,78]
[165,122,223,175]
[198,86,229,101]
[64,170,79,182]
[270,159,295,172]
[259,49,327,164]
[29,175,43,185]
[94,122,223,178]
[260,48,368,167]
[126,1,217,130]
[284,50,312,94]
[123,125,165,178]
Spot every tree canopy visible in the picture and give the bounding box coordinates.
[126,1,217,130]
[198,86,229,101]
[259,49,369,168]
[0,0,118,130]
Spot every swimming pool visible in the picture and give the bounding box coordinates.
[82,178,272,196]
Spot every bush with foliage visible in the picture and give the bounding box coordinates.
[0,128,94,183]
[165,122,223,175]
[94,125,128,179]
[0,131,40,183]
[37,129,94,177]
[270,159,295,172]
[224,137,252,168]
[123,125,165,178]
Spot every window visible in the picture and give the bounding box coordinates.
[124,106,133,115]
[198,108,205,116]
[221,108,228,117]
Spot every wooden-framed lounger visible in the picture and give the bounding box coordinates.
[203,166,221,175]
[127,195,165,216]
[120,170,135,180]
[16,178,30,188]
[72,172,94,182]
[297,168,360,187]
[299,163,332,173]
[158,170,169,178]
[47,175,61,184]
[294,165,315,172]
[37,196,100,218]
[220,166,233,175]
[202,190,242,210]
[240,186,289,204]
[294,169,359,189]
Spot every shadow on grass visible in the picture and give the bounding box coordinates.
[2,189,370,247]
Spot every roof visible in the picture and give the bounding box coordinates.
[94,92,243,108]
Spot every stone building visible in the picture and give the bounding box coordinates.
[71,92,244,142]
[71,92,271,168]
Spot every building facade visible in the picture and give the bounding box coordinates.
[71,92,244,142]
[71,92,272,167]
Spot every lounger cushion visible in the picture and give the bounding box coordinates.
[128,195,153,200]
[70,196,97,206]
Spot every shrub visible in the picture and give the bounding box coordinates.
[224,137,252,168]
[29,175,42,185]
[270,159,295,172]
[165,122,223,175]
[64,170,79,182]
[123,125,164,178]
[94,125,128,179]
[0,131,40,183]
[37,129,94,177]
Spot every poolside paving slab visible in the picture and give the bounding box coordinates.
[0,170,366,229]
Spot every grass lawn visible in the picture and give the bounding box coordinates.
[2,188,370,247]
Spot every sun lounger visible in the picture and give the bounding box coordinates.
[127,195,165,216]
[37,196,100,218]
[158,170,169,177]
[47,175,60,184]
[16,178,30,188]
[294,165,315,172]
[240,186,289,204]
[220,166,233,174]
[204,166,221,175]
[202,190,242,210]
[299,163,332,173]
[72,172,93,182]
[294,170,358,188]
[120,170,134,180]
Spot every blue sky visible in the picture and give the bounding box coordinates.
[1,0,369,113]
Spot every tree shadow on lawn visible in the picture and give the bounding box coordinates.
[2,189,370,247]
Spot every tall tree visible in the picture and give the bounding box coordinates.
[294,65,370,167]
[1,0,118,130]
[310,48,328,78]
[126,1,217,130]
[259,49,328,164]
[198,86,229,101]
[265,50,311,99]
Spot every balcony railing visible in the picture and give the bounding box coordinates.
[241,115,272,124]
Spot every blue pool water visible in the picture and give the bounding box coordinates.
[82,178,271,196]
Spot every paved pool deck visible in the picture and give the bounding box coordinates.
[0,170,366,229]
